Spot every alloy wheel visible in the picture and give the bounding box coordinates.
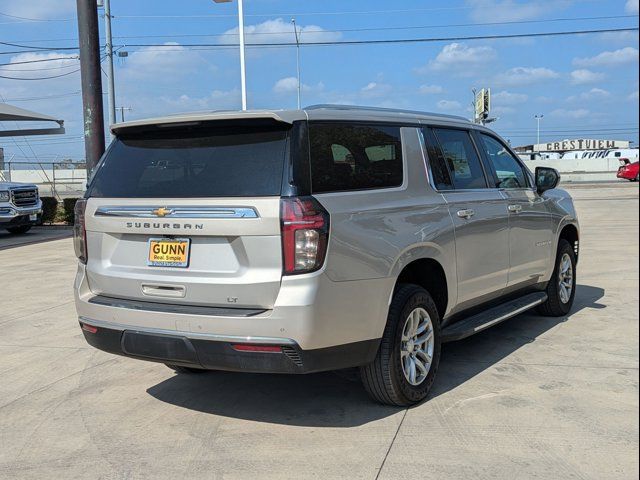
[400,307,435,386]
[558,253,574,304]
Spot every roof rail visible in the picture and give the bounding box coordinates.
[304,104,470,122]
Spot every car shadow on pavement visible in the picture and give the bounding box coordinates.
[430,284,605,400]
[146,284,604,426]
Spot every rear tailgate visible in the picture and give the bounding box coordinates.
[83,121,290,309]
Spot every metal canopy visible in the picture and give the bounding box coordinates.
[0,103,65,137]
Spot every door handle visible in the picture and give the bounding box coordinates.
[456,209,475,219]
[508,204,523,213]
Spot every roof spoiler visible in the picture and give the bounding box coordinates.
[110,111,293,135]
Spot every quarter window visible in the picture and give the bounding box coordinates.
[309,123,403,193]
[479,134,528,189]
[433,128,487,190]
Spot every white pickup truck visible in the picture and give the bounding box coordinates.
[0,182,42,234]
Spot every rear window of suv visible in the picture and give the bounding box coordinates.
[88,125,289,198]
[309,123,403,193]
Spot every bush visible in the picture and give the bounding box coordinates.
[40,197,59,224]
[62,198,80,224]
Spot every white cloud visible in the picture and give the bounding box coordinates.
[570,69,606,85]
[550,108,591,119]
[573,47,639,67]
[0,52,79,80]
[496,67,560,86]
[156,89,241,113]
[0,0,75,20]
[122,43,203,81]
[466,0,571,22]
[360,82,392,98]
[626,0,639,14]
[492,91,528,105]
[420,43,496,75]
[492,106,516,115]
[629,90,639,101]
[418,84,444,94]
[566,88,611,103]
[219,18,341,45]
[273,77,324,94]
[437,100,462,111]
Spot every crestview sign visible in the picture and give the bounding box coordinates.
[537,139,630,152]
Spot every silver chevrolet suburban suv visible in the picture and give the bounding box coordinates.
[74,106,579,406]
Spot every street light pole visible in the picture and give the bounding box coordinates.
[214,0,247,110]
[534,114,544,147]
[291,18,301,109]
[237,0,247,110]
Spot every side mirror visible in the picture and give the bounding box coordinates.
[535,167,560,194]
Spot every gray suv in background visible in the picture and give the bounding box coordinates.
[74,105,579,406]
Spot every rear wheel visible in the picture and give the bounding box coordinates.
[360,284,441,406]
[165,364,208,374]
[6,225,31,234]
[538,239,576,317]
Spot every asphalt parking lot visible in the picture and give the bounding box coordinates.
[0,226,72,251]
[0,182,638,479]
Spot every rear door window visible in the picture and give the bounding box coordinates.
[88,125,289,198]
[432,128,488,190]
[309,123,403,193]
[421,128,453,190]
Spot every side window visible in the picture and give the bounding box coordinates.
[479,134,528,189]
[420,128,452,190]
[309,123,403,193]
[432,128,487,190]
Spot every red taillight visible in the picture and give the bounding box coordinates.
[81,323,98,334]
[232,344,282,353]
[73,199,88,264]
[280,196,329,275]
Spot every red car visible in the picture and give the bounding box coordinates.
[617,160,639,182]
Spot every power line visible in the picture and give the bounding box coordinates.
[6,14,635,43]
[120,27,640,49]
[2,26,638,54]
[0,62,80,72]
[111,0,607,20]
[0,56,79,67]
[0,68,81,80]
[0,11,73,22]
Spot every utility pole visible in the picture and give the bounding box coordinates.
[291,18,301,109]
[116,107,132,122]
[101,0,116,140]
[76,0,105,174]
[534,114,544,148]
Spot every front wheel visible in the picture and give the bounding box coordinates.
[6,225,32,234]
[538,239,577,317]
[360,284,441,406]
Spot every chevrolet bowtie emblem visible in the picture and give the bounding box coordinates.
[152,207,173,217]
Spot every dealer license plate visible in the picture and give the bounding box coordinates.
[147,238,191,267]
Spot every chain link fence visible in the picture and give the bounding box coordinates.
[0,162,87,199]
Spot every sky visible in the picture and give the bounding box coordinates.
[0,0,638,163]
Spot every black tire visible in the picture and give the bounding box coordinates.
[360,284,441,406]
[165,364,208,374]
[6,225,32,234]
[538,239,577,317]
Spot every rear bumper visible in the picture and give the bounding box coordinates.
[79,318,379,374]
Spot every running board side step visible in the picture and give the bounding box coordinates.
[441,292,548,342]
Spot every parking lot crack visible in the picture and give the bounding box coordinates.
[374,408,408,480]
